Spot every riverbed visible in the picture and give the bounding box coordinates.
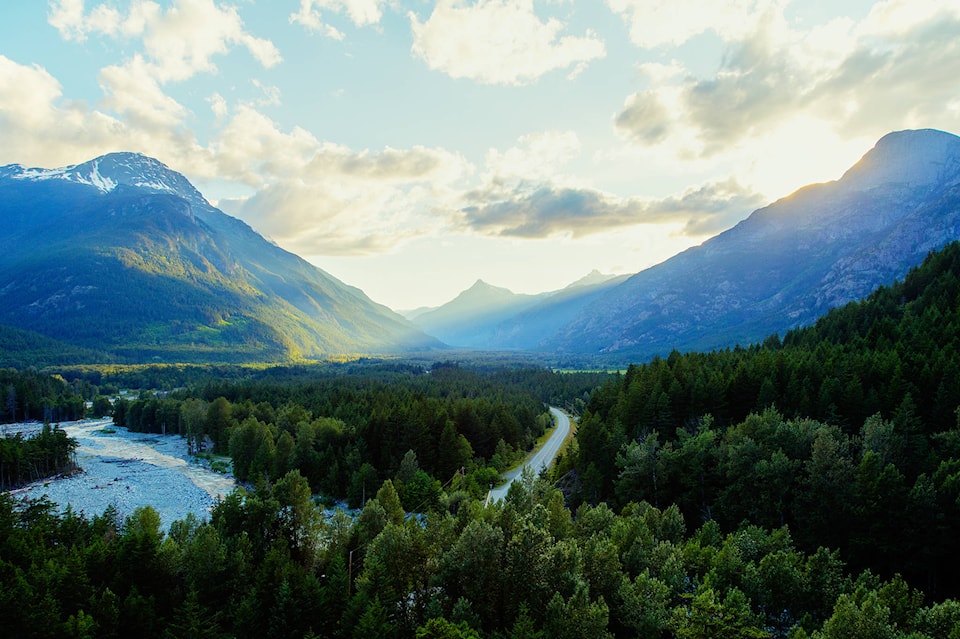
[5,419,236,530]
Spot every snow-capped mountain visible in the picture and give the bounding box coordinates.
[3,152,205,202]
[0,153,439,364]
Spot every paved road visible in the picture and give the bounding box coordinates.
[487,406,571,503]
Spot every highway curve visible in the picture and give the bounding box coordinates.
[486,406,571,503]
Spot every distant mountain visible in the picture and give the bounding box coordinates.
[0,152,438,363]
[564,270,623,289]
[399,305,438,322]
[413,279,548,347]
[546,128,960,360]
[410,272,627,349]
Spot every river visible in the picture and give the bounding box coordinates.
[6,419,235,530]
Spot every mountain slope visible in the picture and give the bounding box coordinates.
[547,129,960,359]
[413,280,548,347]
[480,272,630,350]
[410,272,627,349]
[0,153,438,363]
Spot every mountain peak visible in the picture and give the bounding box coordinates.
[840,128,960,191]
[467,279,510,293]
[4,152,210,207]
[565,270,619,290]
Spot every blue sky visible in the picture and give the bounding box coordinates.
[1,1,959,310]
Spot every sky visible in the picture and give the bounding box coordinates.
[1,1,959,311]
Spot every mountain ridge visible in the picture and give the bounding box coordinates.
[545,128,960,359]
[409,271,628,350]
[406,129,960,361]
[0,153,439,363]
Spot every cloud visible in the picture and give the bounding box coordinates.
[484,130,581,182]
[49,0,281,82]
[614,92,672,145]
[0,55,68,132]
[409,0,606,85]
[661,178,767,235]
[208,92,228,118]
[311,145,466,183]
[48,0,124,41]
[230,181,423,256]
[606,0,777,48]
[139,0,281,82]
[613,0,960,157]
[290,0,386,36]
[99,55,190,130]
[460,178,764,239]
[0,54,216,175]
[0,54,136,165]
[195,103,471,255]
[813,3,960,136]
[42,0,283,172]
[250,80,282,107]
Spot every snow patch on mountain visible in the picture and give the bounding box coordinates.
[2,152,208,204]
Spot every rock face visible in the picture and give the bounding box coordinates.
[545,129,960,360]
[0,153,438,363]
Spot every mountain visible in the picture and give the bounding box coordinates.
[546,128,960,360]
[0,152,438,363]
[412,279,548,347]
[564,269,623,289]
[410,272,627,349]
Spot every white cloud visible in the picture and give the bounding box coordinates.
[48,0,281,82]
[410,0,606,85]
[48,0,122,41]
[0,55,65,131]
[484,130,581,182]
[290,0,386,37]
[606,0,778,48]
[454,129,764,239]
[233,180,426,256]
[198,104,471,255]
[212,105,321,185]
[251,80,282,107]
[99,55,189,130]
[0,54,208,171]
[613,0,960,160]
[138,0,281,82]
[0,47,470,257]
[43,0,283,176]
[208,92,228,118]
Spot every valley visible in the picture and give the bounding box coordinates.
[3,130,960,639]
[4,3,960,636]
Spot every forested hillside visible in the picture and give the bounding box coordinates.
[569,241,960,599]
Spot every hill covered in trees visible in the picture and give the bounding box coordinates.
[569,241,960,601]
